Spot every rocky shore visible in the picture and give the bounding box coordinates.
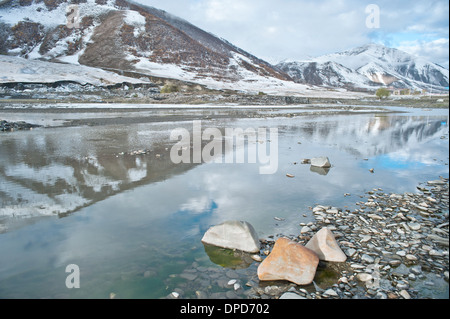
[166,177,448,300]
[266,178,449,299]
[0,119,41,132]
[257,177,449,299]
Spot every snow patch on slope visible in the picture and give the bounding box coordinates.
[0,0,116,27]
[124,9,146,36]
[0,55,148,85]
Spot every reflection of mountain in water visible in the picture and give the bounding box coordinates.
[0,127,198,226]
[1,114,448,232]
[294,115,448,158]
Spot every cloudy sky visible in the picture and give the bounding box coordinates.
[134,0,449,68]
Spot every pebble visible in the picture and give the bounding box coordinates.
[251,254,263,262]
[408,223,421,231]
[361,235,372,243]
[410,266,422,275]
[227,279,237,286]
[429,250,444,257]
[361,254,375,264]
[389,260,402,267]
[279,292,307,299]
[357,273,373,282]
[399,290,411,299]
[368,214,384,220]
[406,254,418,261]
[300,226,312,234]
[326,208,339,215]
[323,289,339,297]
[396,282,409,290]
[351,264,366,270]
[345,248,357,257]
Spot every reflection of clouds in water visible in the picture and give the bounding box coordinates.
[1,111,449,298]
[127,157,147,183]
[296,115,448,158]
[5,163,77,187]
[180,196,213,214]
[52,169,227,267]
[387,149,446,167]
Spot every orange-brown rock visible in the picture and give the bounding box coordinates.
[257,237,319,285]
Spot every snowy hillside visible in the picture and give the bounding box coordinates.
[0,55,147,85]
[0,0,306,94]
[278,43,449,92]
[1,1,446,95]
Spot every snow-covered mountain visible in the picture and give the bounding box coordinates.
[0,0,305,93]
[277,44,449,92]
[1,1,447,95]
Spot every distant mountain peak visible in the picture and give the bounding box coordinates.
[277,43,449,92]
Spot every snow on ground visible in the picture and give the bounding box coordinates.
[0,54,367,98]
[134,58,194,81]
[0,55,149,86]
[133,55,367,98]
[124,10,146,37]
[0,0,117,27]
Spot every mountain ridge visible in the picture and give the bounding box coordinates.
[277,43,449,92]
[0,1,448,95]
[0,0,296,93]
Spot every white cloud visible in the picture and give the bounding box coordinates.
[201,0,253,22]
[136,0,449,66]
[398,38,450,68]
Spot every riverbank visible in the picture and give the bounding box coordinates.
[163,177,449,300]
[1,84,448,108]
[0,102,409,131]
[247,177,449,299]
[0,104,448,299]
[0,119,41,131]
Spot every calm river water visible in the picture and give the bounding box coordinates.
[0,106,448,298]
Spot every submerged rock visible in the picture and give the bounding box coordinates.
[201,220,260,253]
[203,244,255,269]
[257,237,319,285]
[310,166,331,176]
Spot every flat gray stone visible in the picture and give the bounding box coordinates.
[279,292,307,299]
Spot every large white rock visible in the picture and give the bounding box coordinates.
[305,227,347,262]
[201,221,260,253]
[310,157,332,168]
